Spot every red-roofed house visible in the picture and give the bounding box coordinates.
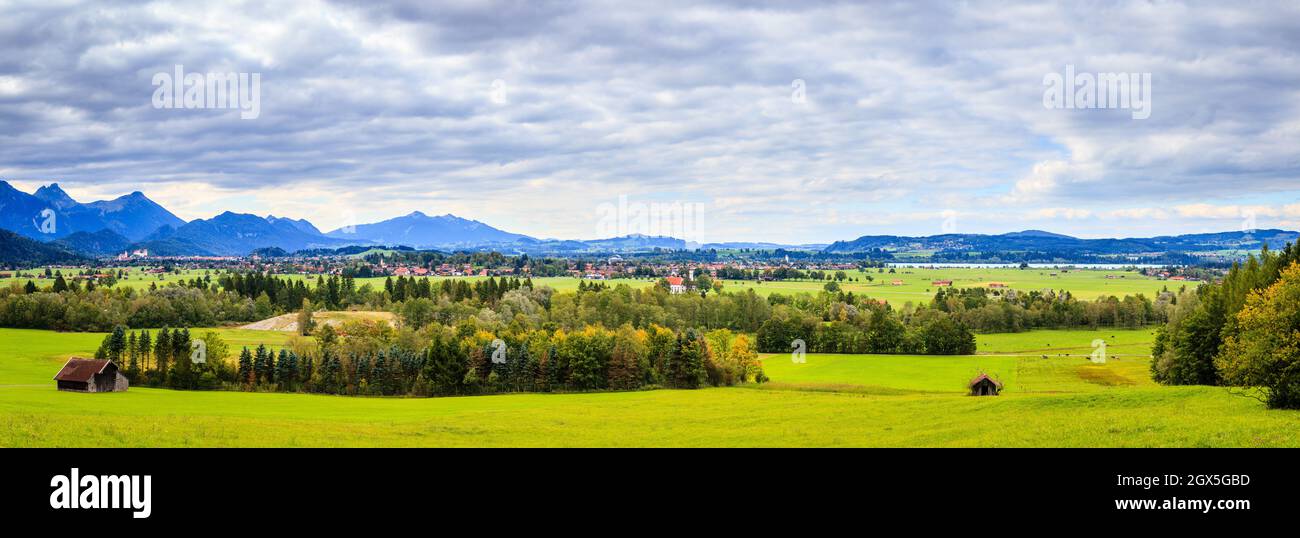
[54,358,129,393]
[665,276,687,294]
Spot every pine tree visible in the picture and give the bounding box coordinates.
[669,330,708,389]
[137,330,152,372]
[254,344,270,384]
[154,327,172,376]
[276,349,291,387]
[285,351,300,389]
[126,331,138,373]
[238,347,253,386]
[372,352,389,395]
[299,352,313,391]
[171,328,191,366]
[107,325,128,362]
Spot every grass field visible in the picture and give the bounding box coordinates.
[0,268,625,294]
[2,325,1296,447]
[719,267,1179,302]
[3,266,1180,301]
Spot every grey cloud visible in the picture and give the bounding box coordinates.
[0,0,1297,241]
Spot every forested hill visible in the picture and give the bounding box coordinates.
[823,229,1300,260]
[0,229,86,266]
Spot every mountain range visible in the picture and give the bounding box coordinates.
[0,181,186,241]
[0,181,1297,264]
[823,229,1300,256]
[324,211,530,247]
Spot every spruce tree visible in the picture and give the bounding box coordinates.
[238,347,253,385]
[276,349,291,387]
[138,330,152,372]
[107,325,127,362]
[154,327,172,377]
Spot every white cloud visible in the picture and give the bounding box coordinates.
[0,1,1297,241]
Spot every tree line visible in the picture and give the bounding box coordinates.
[6,267,1177,347]
[1150,242,1300,409]
[94,321,765,396]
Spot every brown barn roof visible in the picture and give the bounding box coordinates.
[968,373,1003,388]
[53,358,114,382]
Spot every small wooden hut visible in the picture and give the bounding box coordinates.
[968,373,1002,396]
[53,358,129,393]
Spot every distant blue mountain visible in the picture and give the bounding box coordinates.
[1,181,184,241]
[3,181,1297,261]
[822,229,1300,256]
[325,211,530,248]
[582,234,686,251]
[701,242,828,251]
[265,215,322,235]
[140,211,356,256]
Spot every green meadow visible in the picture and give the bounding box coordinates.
[0,268,624,294]
[2,266,1177,301]
[2,325,1297,447]
[720,267,1177,302]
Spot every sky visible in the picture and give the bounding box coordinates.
[1,0,1299,244]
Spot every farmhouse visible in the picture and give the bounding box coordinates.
[932,280,953,287]
[665,276,687,294]
[53,358,129,393]
[891,279,905,286]
[968,373,1002,396]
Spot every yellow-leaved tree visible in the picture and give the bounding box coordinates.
[1218,261,1300,409]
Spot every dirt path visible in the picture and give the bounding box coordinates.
[239,311,396,332]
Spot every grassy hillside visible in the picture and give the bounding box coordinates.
[0,267,1177,300]
[719,267,1177,301]
[2,326,1296,447]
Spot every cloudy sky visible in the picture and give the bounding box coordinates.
[2,0,1299,243]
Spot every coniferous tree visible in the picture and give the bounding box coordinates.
[275,349,291,387]
[171,328,192,366]
[254,344,270,384]
[106,325,128,362]
[670,330,708,389]
[137,330,152,372]
[154,327,172,377]
[126,332,138,374]
[238,347,253,386]
[285,351,300,389]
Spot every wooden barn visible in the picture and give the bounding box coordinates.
[968,373,1002,396]
[53,358,129,393]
